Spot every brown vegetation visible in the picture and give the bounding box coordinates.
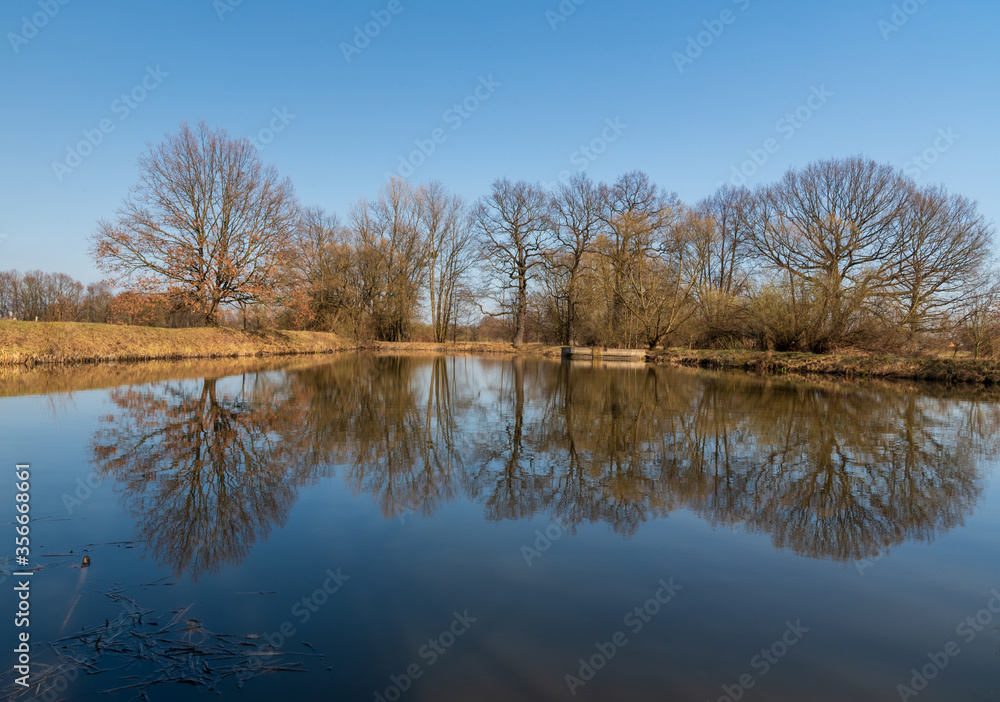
[0,321,346,366]
[651,348,1000,384]
[91,121,299,327]
[7,124,1000,365]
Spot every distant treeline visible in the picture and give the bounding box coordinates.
[0,270,251,328]
[0,270,113,323]
[40,122,1000,356]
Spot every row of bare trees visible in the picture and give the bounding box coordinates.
[475,160,996,352]
[282,160,997,352]
[0,269,213,327]
[0,270,113,322]
[281,179,476,341]
[726,159,996,352]
[85,123,998,353]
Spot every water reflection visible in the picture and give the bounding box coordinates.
[90,356,997,577]
[93,373,307,579]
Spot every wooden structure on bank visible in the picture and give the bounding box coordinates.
[561,347,649,364]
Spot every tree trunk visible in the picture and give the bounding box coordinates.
[566,299,575,347]
[513,275,527,347]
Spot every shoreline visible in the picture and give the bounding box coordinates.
[0,321,351,366]
[377,343,1000,385]
[373,343,1000,385]
[649,349,1000,385]
[370,341,565,359]
[2,323,999,385]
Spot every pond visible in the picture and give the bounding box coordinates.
[1,355,998,701]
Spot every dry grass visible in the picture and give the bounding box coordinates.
[651,348,1000,384]
[5,324,996,385]
[0,321,348,366]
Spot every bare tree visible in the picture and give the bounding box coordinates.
[285,207,364,333]
[91,121,299,326]
[746,157,909,350]
[546,173,604,346]
[619,207,704,349]
[82,282,114,323]
[421,182,475,343]
[956,274,1000,359]
[0,269,23,319]
[45,272,84,321]
[474,179,551,347]
[351,178,427,341]
[596,171,682,347]
[892,184,993,333]
[691,185,754,344]
[0,269,116,323]
[695,185,754,296]
[18,271,47,321]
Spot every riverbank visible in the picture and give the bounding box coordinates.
[4,324,999,385]
[0,321,348,366]
[371,341,565,358]
[649,348,1000,384]
[373,343,1000,384]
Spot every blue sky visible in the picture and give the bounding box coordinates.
[1,0,998,283]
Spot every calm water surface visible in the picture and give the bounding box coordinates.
[1,355,998,701]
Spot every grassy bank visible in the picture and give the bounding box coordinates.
[0,321,348,366]
[650,348,1000,384]
[4,324,999,385]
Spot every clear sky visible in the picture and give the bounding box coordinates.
[1,0,997,283]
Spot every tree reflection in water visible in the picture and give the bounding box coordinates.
[93,372,308,580]
[92,356,996,578]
